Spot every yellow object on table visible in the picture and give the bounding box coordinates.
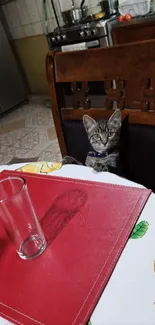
[16,162,62,174]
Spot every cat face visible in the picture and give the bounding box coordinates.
[83,109,121,153]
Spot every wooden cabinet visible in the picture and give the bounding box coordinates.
[112,16,155,45]
[111,16,155,109]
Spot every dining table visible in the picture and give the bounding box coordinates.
[0,161,154,325]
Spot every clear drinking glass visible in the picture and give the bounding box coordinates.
[0,176,47,260]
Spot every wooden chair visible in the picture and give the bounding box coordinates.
[46,39,155,191]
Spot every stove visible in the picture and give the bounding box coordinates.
[47,16,117,100]
[47,18,115,51]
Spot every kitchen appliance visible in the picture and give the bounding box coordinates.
[0,17,27,114]
[47,1,117,99]
[62,0,88,26]
[47,18,115,50]
[48,0,117,50]
[47,17,116,99]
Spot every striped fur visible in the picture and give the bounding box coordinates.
[83,109,121,172]
[62,109,121,173]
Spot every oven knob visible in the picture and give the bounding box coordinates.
[79,30,84,37]
[62,34,67,40]
[86,30,91,36]
[91,29,97,36]
[57,35,61,41]
[51,36,55,42]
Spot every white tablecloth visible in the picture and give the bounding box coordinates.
[0,162,154,325]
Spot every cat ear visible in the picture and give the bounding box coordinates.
[108,109,121,127]
[83,115,97,132]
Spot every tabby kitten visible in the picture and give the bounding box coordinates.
[62,109,122,173]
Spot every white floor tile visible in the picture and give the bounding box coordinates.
[0,99,61,165]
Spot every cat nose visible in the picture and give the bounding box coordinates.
[101,137,107,145]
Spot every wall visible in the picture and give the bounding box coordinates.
[2,0,101,40]
[1,0,102,94]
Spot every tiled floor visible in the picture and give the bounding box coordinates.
[0,98,62,165]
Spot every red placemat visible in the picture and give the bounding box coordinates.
[0,170,151,325]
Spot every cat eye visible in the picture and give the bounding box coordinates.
[94,134,100,140]
[109,131,114,137]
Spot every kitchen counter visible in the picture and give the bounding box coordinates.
[112,14,155,44]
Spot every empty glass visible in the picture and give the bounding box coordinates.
[0,176,46,260]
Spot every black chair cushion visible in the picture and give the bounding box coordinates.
[62,118,155,191]
[127,124,155,191]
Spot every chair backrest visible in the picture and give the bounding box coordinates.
[46,40,155,190]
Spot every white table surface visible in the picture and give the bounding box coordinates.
[0,163,154,325]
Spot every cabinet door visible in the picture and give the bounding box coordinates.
[0,20,27,112]
[112,18,155,45]
[111,18,155,109]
